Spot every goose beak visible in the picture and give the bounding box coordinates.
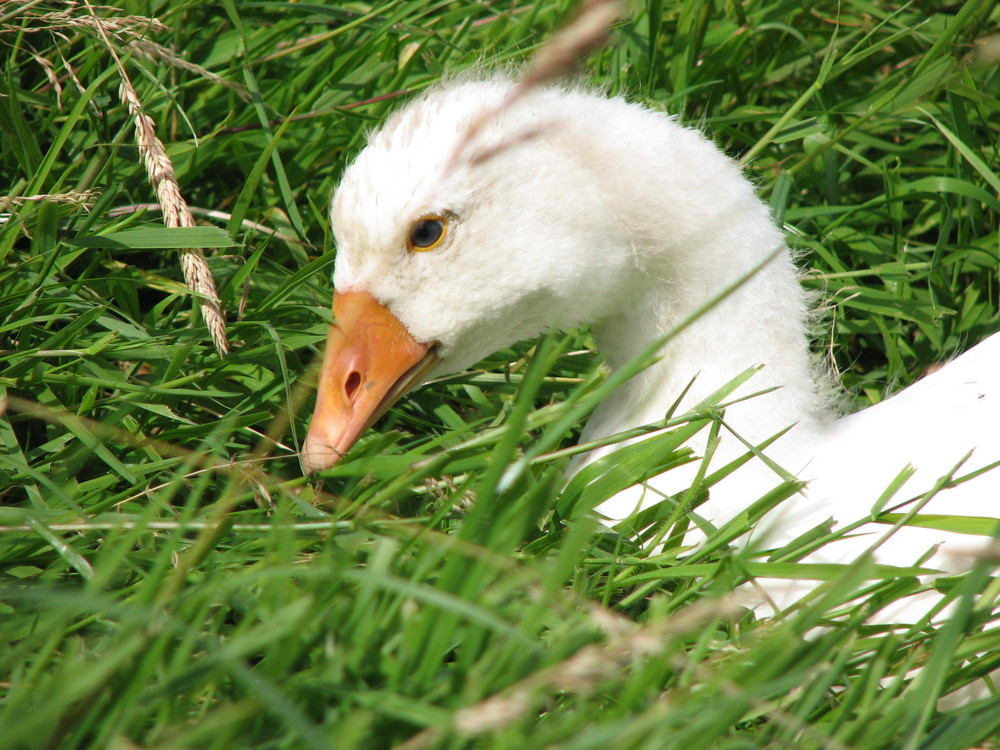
[301,290,438,473]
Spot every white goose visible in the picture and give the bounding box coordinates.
[302,79,1000,620]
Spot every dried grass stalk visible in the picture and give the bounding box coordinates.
[448,0,623,171]
[2,190,97,207]
[118,79,230,355]
[83,0,229,356]
[973,34,1000,67]
[517,0,623,91]
[395,598,741,750]
[125,39,250,99]
[4,2,247,100]
[2,2,169,39]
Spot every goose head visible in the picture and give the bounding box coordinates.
[302,81,661,471]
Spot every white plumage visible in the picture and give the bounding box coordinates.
[303,79,1000,622]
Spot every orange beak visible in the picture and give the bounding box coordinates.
[301,290,439,473]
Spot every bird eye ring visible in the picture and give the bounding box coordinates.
[407,216,448,252]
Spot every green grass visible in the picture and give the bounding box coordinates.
[1,1,999,748]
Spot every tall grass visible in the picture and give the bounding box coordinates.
[1,1,998,748]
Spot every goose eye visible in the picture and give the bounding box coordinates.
[408,216,447,251]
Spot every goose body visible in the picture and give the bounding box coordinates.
[303,80,1000,618]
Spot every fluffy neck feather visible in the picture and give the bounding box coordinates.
[550,102,829,514]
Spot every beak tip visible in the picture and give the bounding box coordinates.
[301,435,343,474]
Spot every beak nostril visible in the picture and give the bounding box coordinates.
[344,371,362,401]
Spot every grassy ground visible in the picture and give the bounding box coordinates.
[1,1,999,748]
